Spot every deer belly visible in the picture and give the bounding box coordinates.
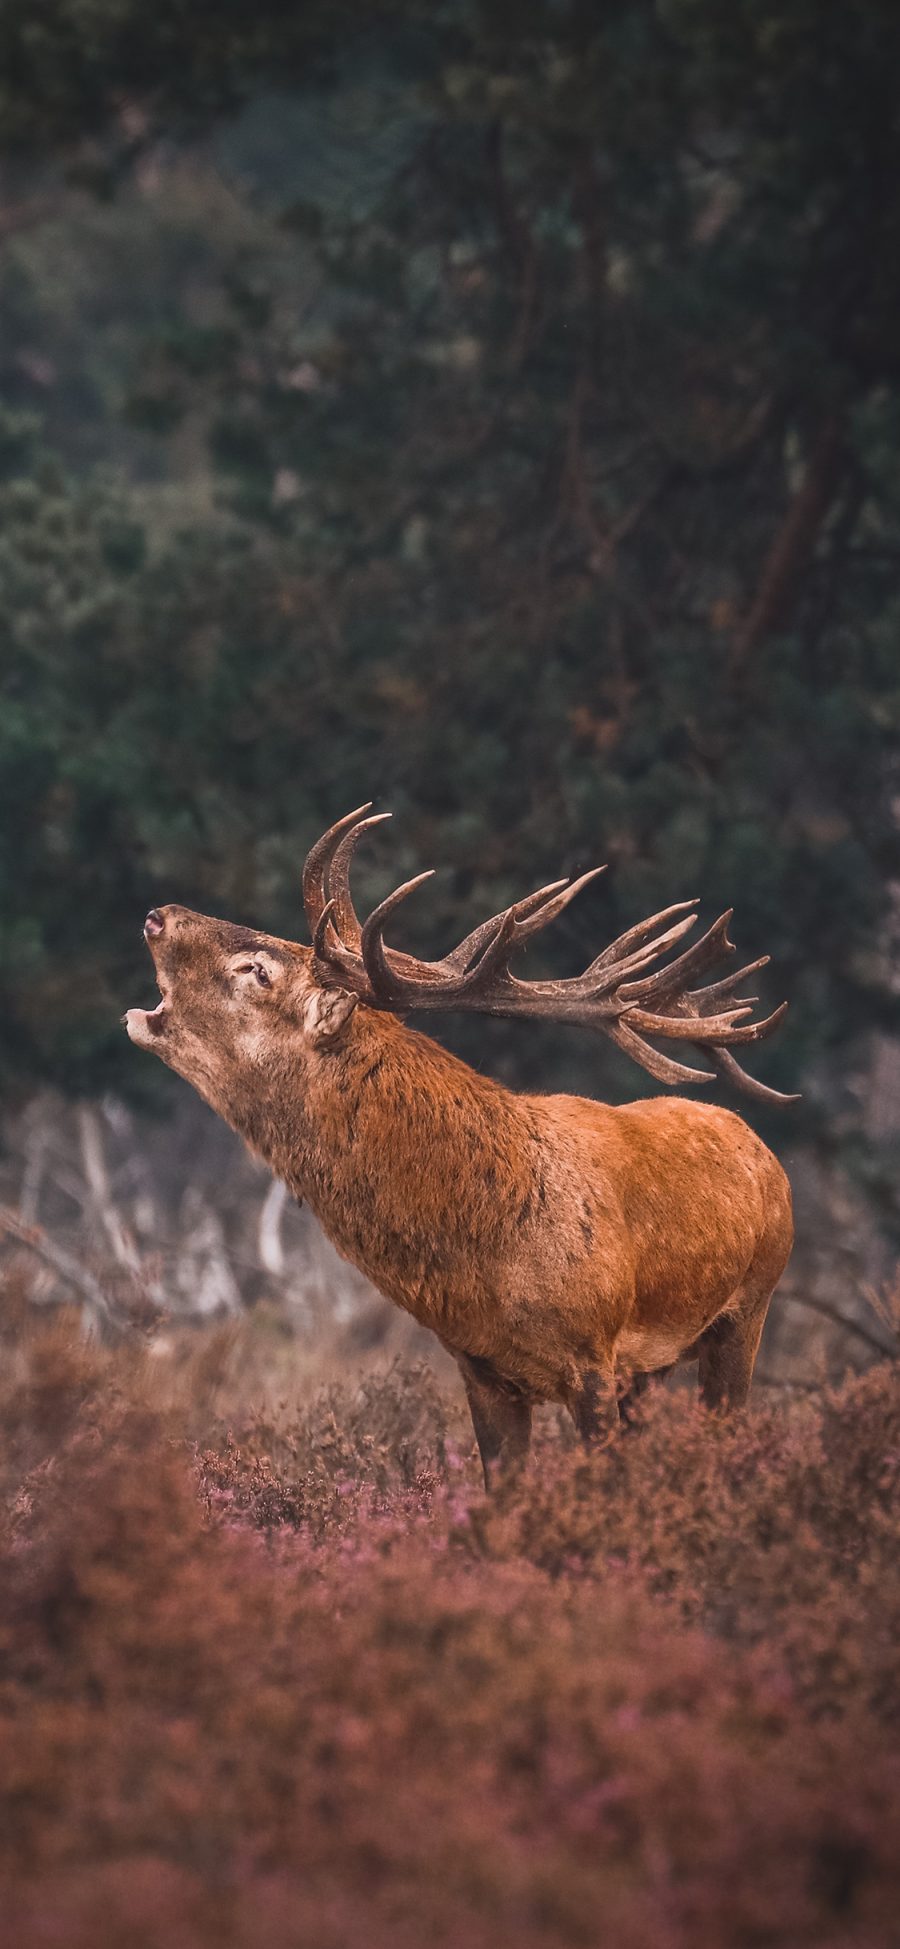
[614,1323,693,1372]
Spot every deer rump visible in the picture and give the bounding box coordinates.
[126,806,796,1486]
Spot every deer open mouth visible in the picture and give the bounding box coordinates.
[124,987,171,1043]
[142,997,169,1036]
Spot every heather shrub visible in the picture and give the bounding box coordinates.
[2,1295,900,1947]
[466,1370,900,1716]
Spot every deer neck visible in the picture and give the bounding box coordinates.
[237,1009,541,1321]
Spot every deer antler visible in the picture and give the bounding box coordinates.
[302,808,797,1106]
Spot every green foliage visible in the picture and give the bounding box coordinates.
[0,0,363,152]
[2,0,900,1143]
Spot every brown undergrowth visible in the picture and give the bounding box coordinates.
[1,1279,899,1948]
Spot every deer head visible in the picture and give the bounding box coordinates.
[125,805,795,1108]
[124,906,357,1119]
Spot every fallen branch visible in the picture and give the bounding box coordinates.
[0,1205,116,1327]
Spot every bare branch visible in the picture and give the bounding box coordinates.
[258,1177,289,1275]
[0,1205,116,1327]
[78,1104,142,1273]
[785,1290,895,1360]
[730,412,847,675]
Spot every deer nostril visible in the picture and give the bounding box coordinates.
[144,909,165,939]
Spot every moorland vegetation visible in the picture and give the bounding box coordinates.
[2,1284,899,1949]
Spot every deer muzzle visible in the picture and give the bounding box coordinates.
[125,911,172,1044]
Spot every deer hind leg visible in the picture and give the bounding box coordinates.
[697,1263,780,1412]
[699,1172,793,1412]
[456,1354,533,1491]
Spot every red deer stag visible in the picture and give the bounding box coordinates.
[125,806,795,1484]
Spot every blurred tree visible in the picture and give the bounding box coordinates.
[1,0,900,1171]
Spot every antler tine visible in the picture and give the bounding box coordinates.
[607,1020,715,1087]
[620,966,794,1097]
[511,867,607,944]
[302,804,374,933]
[471,911,701,1009]
[328,812,393,951]
[360,872,438,1001]
[433,868,609,996]
[618,911,735,1007]
[576,911,700,995]
[512,879,571,915]
[439,871,605,978]
[402,907,524,1006]
[624,1003,786,1043]
[440,882,570,976]
[684,957,769,1010]
[311,898,373,993]
[708,1047,801,1107]
[585,899,699,976]
[701,1001,789,1046]
[311,897,340,963]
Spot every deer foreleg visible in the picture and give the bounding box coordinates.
[567,1364,619,1448]
[456,1354,533,1490]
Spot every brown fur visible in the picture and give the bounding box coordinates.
[126,905,794,1484]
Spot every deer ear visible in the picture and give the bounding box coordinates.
[303,985,359,1050]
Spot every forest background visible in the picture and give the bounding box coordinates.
[2,0,900,1370]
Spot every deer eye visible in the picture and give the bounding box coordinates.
[233,960,272,987]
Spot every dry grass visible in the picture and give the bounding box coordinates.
[2,1276,899,1948]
